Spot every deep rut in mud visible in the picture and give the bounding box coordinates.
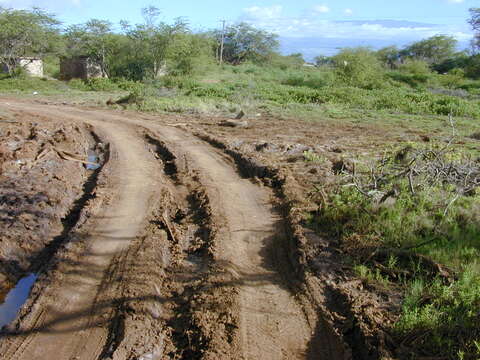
[142,125,314,359]
[0,106,161,360]
[0,101,350,360]
[144,132,217,359]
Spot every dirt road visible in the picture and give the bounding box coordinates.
[0,100,330,359]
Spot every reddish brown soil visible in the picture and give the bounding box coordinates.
[0,110,97,298]
[0,98,405,359]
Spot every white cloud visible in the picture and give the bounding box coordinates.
[344,8,353,16]
[243,5,283,20]
[313,4,330,14]
[240,8,473,45]
[447,0,464,3]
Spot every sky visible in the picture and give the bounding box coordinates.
[0,0,476,60]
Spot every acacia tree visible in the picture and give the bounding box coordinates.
[0,7,61,75]
[469,8,480,51]
[213,23,279,64]
[64,19,117,77]
[376,46,400,69]
[400,35,457,65]
[121,7,192,79]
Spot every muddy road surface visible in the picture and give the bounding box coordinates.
[0,100,345,359]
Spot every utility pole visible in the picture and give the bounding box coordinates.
[219,19,226,65]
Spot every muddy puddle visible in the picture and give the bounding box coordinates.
[0,274,37,328]
[86,151,101,170]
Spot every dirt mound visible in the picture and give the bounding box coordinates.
[0,114,97,296]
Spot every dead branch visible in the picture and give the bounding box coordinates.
[161,209,177,243]
[53,147,98,166]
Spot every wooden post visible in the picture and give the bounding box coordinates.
[220,19,226,65]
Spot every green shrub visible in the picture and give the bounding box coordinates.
[166,33,215,76]
[68,78,89,90]
[459,79,480,95]
[84,78,119,91]
[185,83,234,99]
[308,143,480,357]
[257,84,324,104]
[332,47,385,89]
[42,56,60,78]
[269,53,305,70]
[437,68,465,89]
[396,269,480,358]
[158,75,198,90]
[399,59,432,75]
[465,54,480,79]
[282,71,334,89]
[387,71,430,88]
[114,78,143,92]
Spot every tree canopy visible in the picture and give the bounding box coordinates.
[469,8,480,51]
[400,35,458,65]
[376,46,400,69]
[0,7,61,74]
[64,19,115,76]
[213,22,279,64]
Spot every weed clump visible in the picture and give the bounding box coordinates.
[308,140,480,358]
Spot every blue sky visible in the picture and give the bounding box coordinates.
[0,0,476,59]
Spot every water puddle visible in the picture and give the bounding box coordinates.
[86,151,100,171]
[0,273,37,328]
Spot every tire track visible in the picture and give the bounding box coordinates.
[0,103,161,360]
[0,101,321,359]
[145,125,312,359]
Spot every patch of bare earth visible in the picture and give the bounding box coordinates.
[0,110,101,299]
[0,100,352,360]
[172,114,410,359]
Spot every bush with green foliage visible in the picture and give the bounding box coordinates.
[377,46,401,69]
[270,53,305,70]
[396,270,480,358]
[399,59,431,75]
[465,54,480,79]
[332,47,385,89]
[309,143,480,358]
[401,35,458,66]
[165,33,214,76]
[386,59,433,88]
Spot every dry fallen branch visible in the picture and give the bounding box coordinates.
[161,209,177,243]
[53,147,98,166]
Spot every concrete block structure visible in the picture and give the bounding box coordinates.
[1,57,43,77]
[19,58,44,77]
[60,56,106,80]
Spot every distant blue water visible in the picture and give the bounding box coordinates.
[280,36,471,61]
[0,273,37,328]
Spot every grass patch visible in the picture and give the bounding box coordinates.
[114,63,480,126]
[0,75,70,94]
[308,141,480,358]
